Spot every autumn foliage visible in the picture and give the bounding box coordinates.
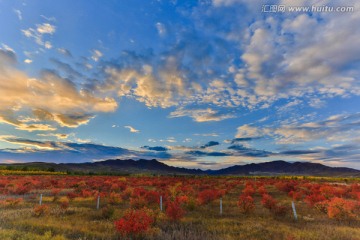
[114,208,154,238]
[238,195,255,214]
[327,197,359,220]
[166,199,185,221]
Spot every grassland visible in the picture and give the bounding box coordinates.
[0,175,359,240]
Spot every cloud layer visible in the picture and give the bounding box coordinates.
[0,47,117,131]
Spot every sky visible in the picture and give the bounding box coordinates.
[0,0,360,170]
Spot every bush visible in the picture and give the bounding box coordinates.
[237,195,255,214]
[261,194,277,211]
[166,200,185,222]
[144,190,160,205]
[305,193,327,207]
[108,192,122,205]
[327,197,359,220]
[242,185,256,196]
[33,204,49,217]
[130,196,147,209]
[114,208,154,238]
[197,189,223,205]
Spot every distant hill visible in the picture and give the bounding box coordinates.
[1,159,359,177]
[213,160,360,177]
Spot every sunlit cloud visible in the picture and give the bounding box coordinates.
[22,22,56,49]
[124,125,140,133]
[37,133,72,140]
[36,23,56,34]
[0,51,117,131]
[169,108,235,122]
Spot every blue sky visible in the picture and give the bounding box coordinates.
[1,0,360,170]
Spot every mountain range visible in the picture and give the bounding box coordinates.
[1,159,359,177]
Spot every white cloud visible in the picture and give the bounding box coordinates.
[57,48,72,57]
[44,41,52,49]
[36,23,56,34]
[236,124,266,138]
[124,125,140,133]
[309,98,325,109]
[24,59,32,64]
[155,22,166,36]
[91,49,103,62]
[169,108,235,122]
[22,23,56,49]
[40,15,56,22]
[13,9,22,20]
[235,113,360,145]
[103,59,193,108]
[194,133,219,137]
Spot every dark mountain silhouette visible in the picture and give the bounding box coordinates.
[213,160,360,176]
[1,159,359,177]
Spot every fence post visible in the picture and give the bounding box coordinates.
[39,194,43,206]
[97,195,100,210]
[220,198,223,215]
[292,201,298,220]
[160,196,163,211]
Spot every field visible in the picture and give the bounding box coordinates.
[0,175,359,240]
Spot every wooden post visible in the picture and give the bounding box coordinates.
[160,196,163,211]
[220,198,223,215]
[96,195,100,210]
[292,201,298,220]
[39,194,43,206]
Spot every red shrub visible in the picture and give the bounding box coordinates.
[257,186,268,195]
[130,196,147,209]
[108,192,122,205]
[14,185,31,195]
[197,189,221,205]
[305,193,327,207]
[237,195,255,214]
[275,181,296,193]
[66,191,78,200]
[33,204,49,217]
[51,188,61,196]
[114,209,154,238]
[327,197,359,220]
[166,200,185,222]
[177,195,189,205]
[288,190,303,201]
[242,185,256,196]
[261,194,277,210]
[144,191,160,205]
[198,189,217,205]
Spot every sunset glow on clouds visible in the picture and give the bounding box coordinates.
[0,0,360,169]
